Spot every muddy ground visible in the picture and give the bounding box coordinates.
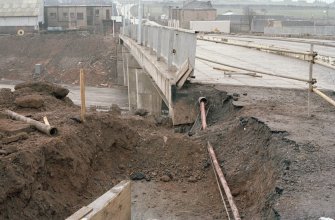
[0,82,224,219]
[0,81,334,219]
[0,33,118,87]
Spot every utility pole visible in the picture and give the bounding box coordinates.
[112,0,115,37]
[137,0,142,44]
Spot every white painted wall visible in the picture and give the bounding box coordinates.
[0,17,39,29]
[190,21,230,33]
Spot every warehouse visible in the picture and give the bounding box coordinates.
[170,0,217,29]
[44,0,117,33]
[0,0,44,34]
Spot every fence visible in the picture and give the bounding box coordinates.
[121,23,197,71]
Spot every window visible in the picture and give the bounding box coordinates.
[95,9,99,17]
[70,12,75,19]
[49,12,56,18]
[77,12,84,20]
[63,12,68,18]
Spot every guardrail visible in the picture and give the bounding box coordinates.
[121,23,197,71]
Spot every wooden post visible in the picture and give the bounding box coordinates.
[80,69,86,122]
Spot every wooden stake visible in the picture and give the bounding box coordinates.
[80,69,86,122]
[43,116,50,126]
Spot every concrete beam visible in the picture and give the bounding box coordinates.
[66,181,131,220]
[120,35,174,111]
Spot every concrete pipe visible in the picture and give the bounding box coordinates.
[198,97,208,130]
[17,29,25,36]
[5,110,58,136]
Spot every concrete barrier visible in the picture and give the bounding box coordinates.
[264,26,335,36]
[190,21,230,33]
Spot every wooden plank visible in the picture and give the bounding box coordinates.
[176,63,193,89]
[66,207,93,220]
[175,59,189,83]
[66,181,131,220]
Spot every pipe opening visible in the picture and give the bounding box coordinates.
[198,97,208,105]
[49,128,58,136]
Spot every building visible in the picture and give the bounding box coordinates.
[170,0,217,29]
[44,0,117,33]
[0,0,44,34]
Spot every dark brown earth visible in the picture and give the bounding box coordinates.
[190,84,335,219]
[0,34,118,87]
[1,80,335,220]
[0,82,223,220]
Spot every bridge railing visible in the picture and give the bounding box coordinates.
[121,23,197,71]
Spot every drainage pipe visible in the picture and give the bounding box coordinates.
[207,141,241,220]
[199,97,207,130]
[312,88,335,107]
[5,110,58,136]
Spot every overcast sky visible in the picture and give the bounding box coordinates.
[276,0,335,3]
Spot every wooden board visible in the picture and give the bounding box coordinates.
[66,181,131,220]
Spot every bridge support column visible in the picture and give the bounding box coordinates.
[135,69,162,115]
[117,45,129,86]
[126,53,140,111]
[125,51,162,115]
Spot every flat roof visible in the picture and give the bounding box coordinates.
[0,0,42,17]
[45,0,114,7]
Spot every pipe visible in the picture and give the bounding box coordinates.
[207,142,241,220]
[5,110,58,136]
[312,88,335,107]
[196,56,313,83]
[199,97,207,130]
[198,37,315,56]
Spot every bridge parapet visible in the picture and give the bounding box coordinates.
[119,23,197,125]
[121,23,196,72]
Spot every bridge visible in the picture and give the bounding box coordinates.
[118,22,197,125]
[117,19,335,126]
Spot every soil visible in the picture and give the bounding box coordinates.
[0,82,224,219]
[0,33,118,87]
[1,81,334,220]
[189,84,335,219]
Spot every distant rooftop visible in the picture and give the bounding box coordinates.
[45,0,114,7]
[0,0,42,17]
[183,0,214,9]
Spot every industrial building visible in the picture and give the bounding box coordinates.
[44,0,117,33]
[0,0,44,34]
[170,0,217,29]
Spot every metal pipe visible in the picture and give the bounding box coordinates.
[198,37,315,56]
[312,88,335,107]
[207,142,241,220]
[199,97,207,130]
[5,110,58,136]
[308,44,314,117]
[196,56,312,83]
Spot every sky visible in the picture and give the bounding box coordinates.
[278,0,335,3]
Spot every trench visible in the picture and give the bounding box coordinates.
[0,84,310,219]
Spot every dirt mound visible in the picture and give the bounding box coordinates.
[15,82,69,99]
[0,82,213,219]
[0,34,118,86]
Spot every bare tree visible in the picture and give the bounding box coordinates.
[243,6,256,31]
